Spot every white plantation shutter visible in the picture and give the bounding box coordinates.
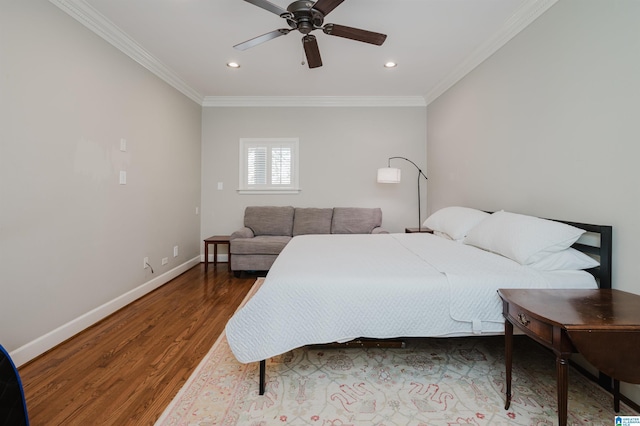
[271,146,291,185]
[247,146,267,185]
[239,138,300,193]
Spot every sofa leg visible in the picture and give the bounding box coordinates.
[233,271,242,278]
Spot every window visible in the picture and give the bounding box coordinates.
[238,138,300,194]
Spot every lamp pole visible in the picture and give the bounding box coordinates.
[387,157,428,231]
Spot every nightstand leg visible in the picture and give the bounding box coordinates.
[204,242,209,272]
[504,320,513,410]
[556,356,569,426]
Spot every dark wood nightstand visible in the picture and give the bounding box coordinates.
[498,289,640,426]
[204,235,231,272]
[405,227,433,233]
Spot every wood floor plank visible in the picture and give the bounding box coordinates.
[19,264,259,426]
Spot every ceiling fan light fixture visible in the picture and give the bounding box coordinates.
[227,62,241,68]
[384,61,397,68]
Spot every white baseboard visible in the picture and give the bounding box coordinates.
[11,256,201,367]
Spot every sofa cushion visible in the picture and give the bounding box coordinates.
[244,206,294,236]
[231,236,292,255]
[293,208,333,236]
[331,207,382,234]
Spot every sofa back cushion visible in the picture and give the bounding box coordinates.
[244,206,295,236]
[293,208,333,236]
[331,207,382,234]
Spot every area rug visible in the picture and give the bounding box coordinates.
[156,279,637,425]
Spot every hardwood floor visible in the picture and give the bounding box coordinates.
[18,263,260,426]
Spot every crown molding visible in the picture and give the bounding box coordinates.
[49,0,204,105]
[50,0,554,108]
[424,0,558,105]
[202,96,427,107]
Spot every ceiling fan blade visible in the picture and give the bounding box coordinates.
[323,23,387,46]
[312,0,344,16]
[234,29,290,51]
[302,35,322,68]
[242,0,290,17]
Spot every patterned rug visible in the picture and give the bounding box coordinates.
[156,279,637,426]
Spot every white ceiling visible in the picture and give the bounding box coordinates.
[51,0,557,105]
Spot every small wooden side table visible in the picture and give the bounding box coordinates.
[405,227,434,233]
[498,289,640,426]
[204,235,231,272]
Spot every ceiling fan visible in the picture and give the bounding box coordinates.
[233,0,387,69]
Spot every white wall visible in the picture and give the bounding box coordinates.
[427,0,640,401]
[0,0,202,364]
[201,106,427,247]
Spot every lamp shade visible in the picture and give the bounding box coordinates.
[377,167,401,183]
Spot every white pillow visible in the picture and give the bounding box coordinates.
[527,248,599,271]
[423,207,490,241]
[463,211,586,265]
[433,230,453,240]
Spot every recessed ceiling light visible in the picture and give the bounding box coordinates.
[227,62,240,68]
[384,62,397,68]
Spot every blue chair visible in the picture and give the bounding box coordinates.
[0,345,29,426]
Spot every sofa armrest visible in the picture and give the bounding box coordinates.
[371,227,389,234]
[230,227,254,240]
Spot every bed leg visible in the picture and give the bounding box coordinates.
[259,359,266,395]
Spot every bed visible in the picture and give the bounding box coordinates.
[224,208,612,395]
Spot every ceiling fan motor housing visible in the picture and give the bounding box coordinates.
[286,0,324,34]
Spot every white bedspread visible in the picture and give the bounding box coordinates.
[225,233,596,363]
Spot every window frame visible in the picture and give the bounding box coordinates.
[238,137,300,194]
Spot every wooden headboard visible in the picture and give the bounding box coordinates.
[560,220,613,290]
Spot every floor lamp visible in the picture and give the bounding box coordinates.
[377,156,428,231]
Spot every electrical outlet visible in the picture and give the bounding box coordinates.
[162,257,168,265]
[119,170,126,185]
[144,257,149,269]
[173,246,179,257]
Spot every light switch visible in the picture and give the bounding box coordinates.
[120,138,127,152]
[217,182,223,190]
[119,171,126,185]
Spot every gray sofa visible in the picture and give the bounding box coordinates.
[230,206,387,273]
